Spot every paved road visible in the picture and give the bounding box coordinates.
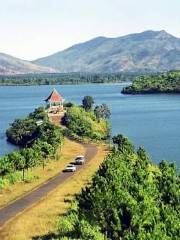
[0,143,98,229]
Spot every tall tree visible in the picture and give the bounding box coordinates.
[82,96,94,111]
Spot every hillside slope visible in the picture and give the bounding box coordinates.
[33,30,180,73]
[0,53,57,75]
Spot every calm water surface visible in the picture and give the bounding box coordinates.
[0,83,180,167]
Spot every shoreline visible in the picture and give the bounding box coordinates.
[0,80,127,87]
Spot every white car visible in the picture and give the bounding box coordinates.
[75,155,85,165]
[64,164,76,172]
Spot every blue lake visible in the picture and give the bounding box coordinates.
[0,83,180,167]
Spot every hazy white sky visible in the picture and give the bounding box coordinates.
[0,0,179,60]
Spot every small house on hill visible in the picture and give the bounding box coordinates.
[45,88,64,113]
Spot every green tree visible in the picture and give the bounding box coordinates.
[35,141,54,169]
[112,134,134,153]
[29,106,47,121]
[21,148,38,170]
[137,146,150,167]
[82,96,94,111]
[0,156,14,176]
[158,160,180,207]
[6,118,38,147]
[94,104,111,120]
[8,152,26,180]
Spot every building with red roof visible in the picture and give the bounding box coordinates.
[45,88,64,113]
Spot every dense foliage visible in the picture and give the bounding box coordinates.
[6,107,48,146]
[62,105,110,141]
[56,135,180,239]
[0,73,135,86]
[122,71,180,94]
[0,107,63,187]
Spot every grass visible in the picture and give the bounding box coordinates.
[0,138,85,208]
[0,143,108,240]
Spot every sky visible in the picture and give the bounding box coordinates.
[0,0,179,60]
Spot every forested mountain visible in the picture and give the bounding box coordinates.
[0,53,57,75]
[33,30,180,73]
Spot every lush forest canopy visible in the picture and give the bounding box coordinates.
[122,71,180,94]
[6,107,48,147]
[0,72,136,86]
[54,135,180,240]
[0,107,63,188]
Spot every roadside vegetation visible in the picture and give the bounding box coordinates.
[122,70,180,94]
[62,96,111,141]
[50,135,180,240]
[0,139,85,208]
[0,144,107,240]
[0,107,64,189]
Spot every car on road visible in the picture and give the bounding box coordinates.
[64,164,76,172]
[75,155,85,165]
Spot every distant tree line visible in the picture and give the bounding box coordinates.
[0,72,137,86]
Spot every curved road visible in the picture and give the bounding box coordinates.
[0,143,98,229]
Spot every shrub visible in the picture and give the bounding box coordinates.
[0,172,22,189]
[62,106,110,141]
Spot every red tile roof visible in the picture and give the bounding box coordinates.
[45,89,64,102]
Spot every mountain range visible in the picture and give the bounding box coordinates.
[1,30,180,75]
[0,53,57,75]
